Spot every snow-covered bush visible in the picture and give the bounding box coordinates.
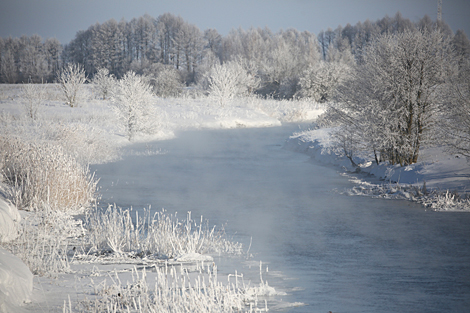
[57,63,86,107]
[143,63,184,98]
[91,68,115,100]
[111,71,155,140]
[0,136,98,211]
[21,83,46,119]
[204,61,259,106]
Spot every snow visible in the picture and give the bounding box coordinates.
[0,247,33,312]
[1,84,324,311]
[175,252,214,262]
[286,127,470,211]
[0,83,469,311]
[0,196,20,242]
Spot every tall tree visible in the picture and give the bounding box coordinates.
[329,29,457,165]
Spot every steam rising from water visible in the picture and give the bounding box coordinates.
[92,125,470,313]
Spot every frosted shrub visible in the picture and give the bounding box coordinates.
[92,68,115,100]
[143,63,184,98]
[21,83,46,119]
[57,63,86,107]
[0,136,98,211]
[112,71,156,140]
[204,61,259,106]
[83,206,243,259]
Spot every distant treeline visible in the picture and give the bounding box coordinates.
[1,12,469,98]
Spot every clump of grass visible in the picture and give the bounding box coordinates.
[0,135,98,211]
[82,206,243,260]
[71,263,273,312]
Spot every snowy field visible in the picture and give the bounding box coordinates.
[0,83,468,312]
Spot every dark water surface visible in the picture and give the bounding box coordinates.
[91,125,470,313]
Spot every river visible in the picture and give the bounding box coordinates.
[91,125,470,313]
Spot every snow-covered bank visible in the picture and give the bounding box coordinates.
[0,247,33,312]
[0,196,33,312]
[286,127,470,211]
[0,197,21,242]
[0,84,322,312]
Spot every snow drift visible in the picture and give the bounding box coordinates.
[0,247,33,312]
[0,196,20,242]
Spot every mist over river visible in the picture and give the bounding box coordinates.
[91,124,470,313]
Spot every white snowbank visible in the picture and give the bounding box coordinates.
[286,127,470,211]
[175,252,214,262]
[0,247,33,312]
[0,196,21,242]
[0,195,32,312]
[285,127,359,171]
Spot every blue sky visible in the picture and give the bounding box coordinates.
[1,0,469,43]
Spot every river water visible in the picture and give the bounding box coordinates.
[91,125,470,313]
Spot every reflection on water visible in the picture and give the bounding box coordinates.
[92,125,470,313]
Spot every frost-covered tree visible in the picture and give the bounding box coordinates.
[143,63,183,98]
[157,13,185,66]
[296,61,351,102]
[111,71,155,140]
[57,63,87,107]
[205,60,259,106]
[204,28,222,57]
[19,35,50,83]
[43,37,62,81]
[1,47,18,83]
[328,28,457,166]
[445,60,470,157]
[92,68,115,99]
[296,47,352,102]
[261,38,300,90]
[91,19,125,76]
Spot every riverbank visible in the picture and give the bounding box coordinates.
[285,127,470,211]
